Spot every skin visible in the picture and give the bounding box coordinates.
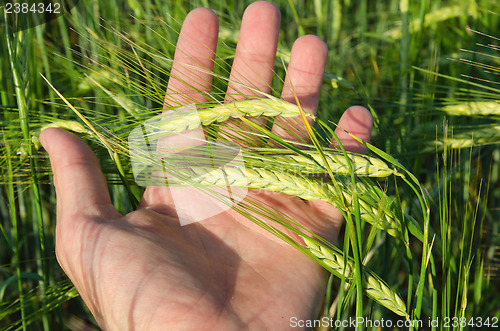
[40,2,373,330]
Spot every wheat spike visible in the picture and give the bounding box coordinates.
[424,125,500,152]
[385,5,475,40]
[441,101,500,116]
[302,236,408,317]
[266,151,394,177]
[160,165,403,238]
[156,98,311,134]
[18,121,92,161]
[35,120,91,145]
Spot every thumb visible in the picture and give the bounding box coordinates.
[40,128,118,220]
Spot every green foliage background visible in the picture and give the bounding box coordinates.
[1,0,500,329]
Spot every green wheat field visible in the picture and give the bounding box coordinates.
[1,0,500,330]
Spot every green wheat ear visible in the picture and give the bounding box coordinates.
[16,121,90,161]
[17,121,92,162]
[302,236,408,318]
[441,101,500,116]
[33,121,92,148]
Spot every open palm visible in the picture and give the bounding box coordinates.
[41,2,373,330]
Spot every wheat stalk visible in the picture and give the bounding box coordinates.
[302,236,408,317]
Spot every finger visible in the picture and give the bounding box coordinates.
[225,1,280,101]
[40,128,119,220]
[162,8,218,150]
[164,8,219,107]
[273,35,328,142]
[332,106,373,154]
[219,1,281,141]
[143,8,218,210]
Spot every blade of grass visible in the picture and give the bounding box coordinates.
[5,12,50,330]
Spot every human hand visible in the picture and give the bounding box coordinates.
[40,1,373,330]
